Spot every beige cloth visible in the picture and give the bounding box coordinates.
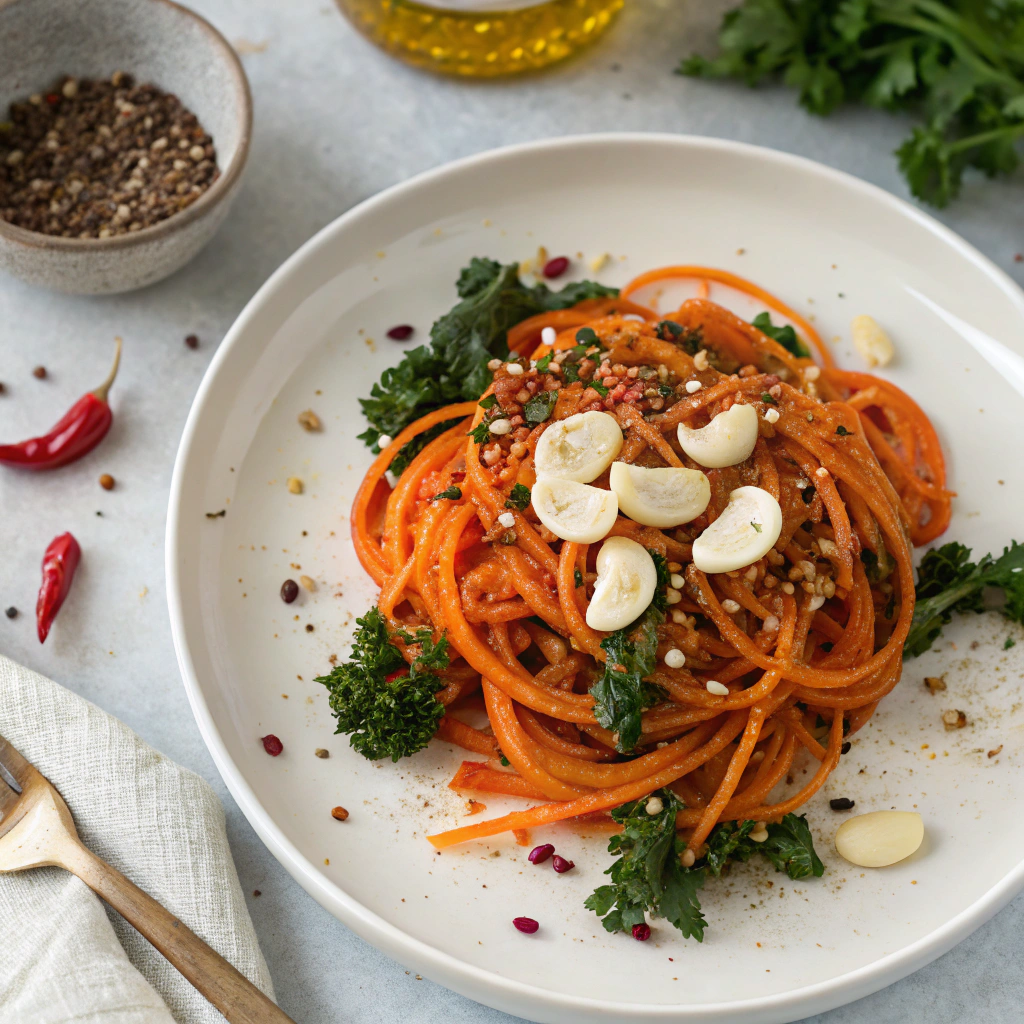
[0,655,274,1023]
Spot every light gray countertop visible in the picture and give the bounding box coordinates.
[2,1,1023,1021]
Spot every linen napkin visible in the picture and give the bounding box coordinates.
[0,654,275,1024]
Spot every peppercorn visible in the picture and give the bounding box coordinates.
[32,366,47,379]
[184,334,199,349]
[4,607,17,619]
[280,579,299,603]
[829,797,855,811]
[314,748,330,759]
[99,473,114,490]
[260,734,283,756]
[305,623,314,633]
[331,806,349,821]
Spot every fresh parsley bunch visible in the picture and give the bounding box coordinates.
[585,790,825,940]
[681,0,1024,206]
[316,608,451,762]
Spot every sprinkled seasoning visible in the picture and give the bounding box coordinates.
[0,73,219,238]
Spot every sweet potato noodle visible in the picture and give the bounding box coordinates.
[350,266,952,853]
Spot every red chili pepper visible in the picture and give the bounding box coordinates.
[36,532,81,644]
[0,338,121,470]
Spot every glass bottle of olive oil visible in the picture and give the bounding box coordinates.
[335,0,624,77]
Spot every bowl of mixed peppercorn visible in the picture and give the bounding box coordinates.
[0,0,251,294]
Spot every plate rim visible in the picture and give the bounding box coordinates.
[166,131,1024,1023]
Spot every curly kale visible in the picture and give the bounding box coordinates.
[358,258,617,456]
[585,790,824,941]
[316,608,450,762]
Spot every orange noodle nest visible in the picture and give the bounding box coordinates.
[350,266,952,854]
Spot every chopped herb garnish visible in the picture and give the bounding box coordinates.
[574,568,584,588]
[657,319,683,338]
[499,754,511,767]
[658,384,674,398]
[1005,637,1017,650]
[750,312,810,359]
[576,326,599,345]
[478,394,497,410]
[587,379,610,398]
[761,392,777,405]
[524,389,559,424]
[316,608,450,762]
[431,485,462,502]
[536,352,553,374]
[835,424,851,436]
[390,419,459,476]
[750,521,762,533]
[469,419,492,443]
[505,483,532,511]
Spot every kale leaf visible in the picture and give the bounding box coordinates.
[586,791,825,941]
[316,608,450,762]
[584,790,708,940]
[906,541,1024,657]
[680,0,1024,206]
[358,259,617,454]
[751,311,811,359]
[589,551,670,753]
[523,389,558,424]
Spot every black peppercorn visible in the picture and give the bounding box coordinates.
[280,579,299,603]
[829,797,855,811]
[4,607,17,619]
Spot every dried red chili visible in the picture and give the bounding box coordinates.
[0,338,121,470]
[36,532,81,643]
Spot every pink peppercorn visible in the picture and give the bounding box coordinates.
[387,324,414,341]
[542,256,569,279]
[261,734,283,756]
[528,844,554,864]
[551,855,575,874]
[513,916,539,934]
[632,923,651,941]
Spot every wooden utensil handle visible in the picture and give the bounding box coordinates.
[63,840,295,1024]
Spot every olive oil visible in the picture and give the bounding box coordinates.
[336,0,624,77]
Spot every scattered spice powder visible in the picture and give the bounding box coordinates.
[0,73,219,238]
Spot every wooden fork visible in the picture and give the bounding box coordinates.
[0,731,295,1024]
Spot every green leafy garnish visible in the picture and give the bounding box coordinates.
[906,541,1024,657]
[836,424,851,435]
[751,311,811,359]
[505,483,532,510]
[590,552,670,752]
[574,568,584,588]
[751,520,763,533]
[316,608,450,762]
[587,379,610,398]
[524,389,559,424]
[576,326,599,345]
[388,420,459,477]
[358,258,616,453]
[478,394,497,410]
[585,791,825,941]
[536,352,553,373]
[431,485,462,501]
[761,391,778,405]
[1006,637,1017,650]
[469,419,492,444]
[681,1,1024,207]
[585,791,707,940]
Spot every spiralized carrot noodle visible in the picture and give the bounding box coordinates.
[347,265,948,853]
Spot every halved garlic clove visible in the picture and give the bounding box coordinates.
[586,537,657,632]
[834,811,924,868]
[532,479,619,544]
[609,462,711,528]
[692,485,782,574]
[535,411,623,483]
[677,403,759,469]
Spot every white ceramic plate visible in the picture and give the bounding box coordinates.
[167,135,1024,1024]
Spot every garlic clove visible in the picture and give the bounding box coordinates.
[531,479,618,544]
[677,403,759,469]
[609,462,711,528]
[585,537,657,632]
[535,411,623,483]
[834,811,924,868]
[692,485,782,574]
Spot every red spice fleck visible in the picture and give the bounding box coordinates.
[632,923,651,941]
[513,916,539,934]
[542,256,569,279]
[387,324,415,341]
[261,734,283,756]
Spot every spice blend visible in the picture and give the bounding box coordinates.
[0,73,219,238]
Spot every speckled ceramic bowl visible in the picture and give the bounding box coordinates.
[0,0,251,294]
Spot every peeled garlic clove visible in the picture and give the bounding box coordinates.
[692,485,782,574]
[677,403,759,469]
[850,314,895,369]
[532,479,618,544]
[834,811,924,868]
[535,411,623,483]
[609,462,710,528]
[586,537,657,632]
